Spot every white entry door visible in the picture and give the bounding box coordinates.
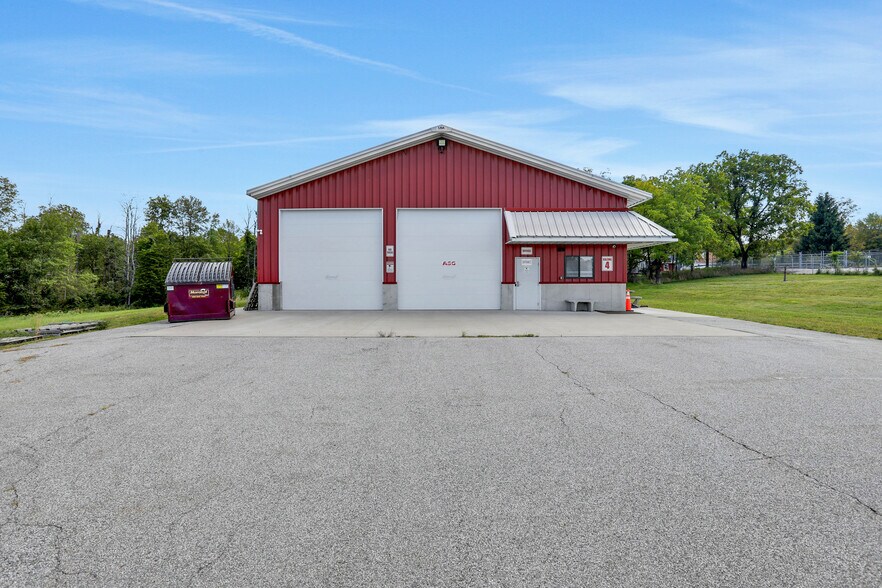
[278,209,383,310]
[514,257,540,310]
[397,209,502,310]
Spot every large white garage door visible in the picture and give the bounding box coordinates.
[397,209,502,310]
[279,209,383,310]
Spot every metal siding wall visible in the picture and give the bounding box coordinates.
[502,244,627,284]
[257,140,629,284]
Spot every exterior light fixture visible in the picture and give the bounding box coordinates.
[437,138,447,153]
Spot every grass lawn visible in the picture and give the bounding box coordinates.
[629,273,882,339]
[0,306,166,335]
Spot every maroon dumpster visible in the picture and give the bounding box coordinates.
[164,260,235,322]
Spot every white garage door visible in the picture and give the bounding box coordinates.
[279,209,383,310]
[397,209,502,310]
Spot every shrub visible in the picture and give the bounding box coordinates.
[629,266,775,284]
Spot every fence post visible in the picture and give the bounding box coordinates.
[844,250,849,269]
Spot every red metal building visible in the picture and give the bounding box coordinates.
[248,126,675,311]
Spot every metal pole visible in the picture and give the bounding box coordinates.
[784,265,787,282]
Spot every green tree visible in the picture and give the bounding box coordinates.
[207,219,240,260]
[233,228,257,290]
[172,195,214,257]
[8,205,96,310]
[0,229,11,309]
[848,213,882,251]
[797,192,850,252]
[78,231,127,305]
[0,177,21,308]
[131,221,179,307]
[173,195,210,239]
[698,151,812,268]
[624,169,716,281]
[145,194,213,259]
[144,195,175,232]
[0,176,21,228]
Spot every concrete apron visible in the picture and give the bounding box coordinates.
[136,308,753,338]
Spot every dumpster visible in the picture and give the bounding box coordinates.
[164,260,235,322]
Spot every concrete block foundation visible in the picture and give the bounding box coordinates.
[541,283,626,311]
[259,282,625,311]
[382,284,398,310]
[257,283,281,311]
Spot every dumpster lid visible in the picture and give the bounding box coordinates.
[165,260,232,285]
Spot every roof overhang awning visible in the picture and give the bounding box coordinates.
[504,210,677,250]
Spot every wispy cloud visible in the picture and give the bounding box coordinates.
[0,83,207,133]
[75,0,473,90]
[0,39,255,77]
[516,9,882,144]
[221,7,351,28]
[139,133,387,154]
[357,110,634,167]
[139,109,633,165]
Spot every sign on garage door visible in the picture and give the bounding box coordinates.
[397,209,502,310]
[279,209,383,310]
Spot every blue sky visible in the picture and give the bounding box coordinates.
[3,0,881,232]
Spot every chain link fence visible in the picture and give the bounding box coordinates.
[712,250,882,271]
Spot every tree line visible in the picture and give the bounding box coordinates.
[0,178,256,314]
[624,150,882,281]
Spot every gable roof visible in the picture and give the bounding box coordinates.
[246,125,652,207]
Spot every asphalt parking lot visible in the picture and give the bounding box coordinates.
[1,311,880,586]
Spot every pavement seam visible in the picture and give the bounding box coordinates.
[633,385,882,520]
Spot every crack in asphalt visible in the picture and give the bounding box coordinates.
[1,400,125,521]
[48,521,99,585]
[168,487,235,533]
[0,393,135,479]
[186,519,267,587]
[534,345,607,438]
[633,385,882,520]
[534,346,601,401]
[0,398,135,581]
[0,521,97,584]
[2,448,39,525]
[6,482,19,510]
[191,529,237,582]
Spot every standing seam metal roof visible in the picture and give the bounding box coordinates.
[504,211,677,248]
